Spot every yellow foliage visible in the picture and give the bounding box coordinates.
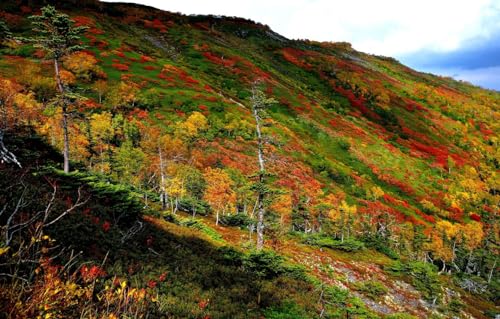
[90,112,113,143]
[329,200,357,221]
[461,221,484,251]
[366,186,384,200]
[436,220,460,240]
[203,167,236,213]
[63,51,103,81]
[59,69,76,86]
[166,176,186,198]
[177,112,208,139]
[0,246,10,256]
[13,91,42,124]
[425,231,454,262]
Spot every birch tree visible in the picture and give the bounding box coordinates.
[250,83,276,250]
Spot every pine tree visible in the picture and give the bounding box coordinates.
[20,6,88,173]
[0,20,11,43]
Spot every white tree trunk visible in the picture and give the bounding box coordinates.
[54,59,70,173]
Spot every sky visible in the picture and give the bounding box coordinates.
[103,0,500,91]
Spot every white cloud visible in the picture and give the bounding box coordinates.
[103,0,500,56]
[420,66,500,91]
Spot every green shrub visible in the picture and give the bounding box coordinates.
[354,280,388,300]
[263,302,309,319]
[362,235,399,259]
[306,235,365,252]
[447,298,464,314]
[336,137,351,151]
[217,246,244,266]
[220,213,256,227]
[323,286,376,318]
[386,261,441,302]
[243,250,286,279]
[242,250,306,280]
[179,218,224,242]
[178,197,210,216]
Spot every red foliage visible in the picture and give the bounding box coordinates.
[358,200,407,224]
[449,206,464,221]
[470,213,481,222]
[334,86,381,121]
[91,216,100,225]
[147,280,157,288]
[478,122,494,138]
[328,116,370,139]
[80,265,106,282]
[140,55,154,63]
[87,27,104,35]
[204,84,213,92]
[282,48,313,70]
[143,65,157,71]
[198,299,209,310]
[155,113,166,120]
[102,220,111,232]
[33,49,46,59]
[279,97,292,107]
[336,60,366,74]
[184,76,199,85]
[202,51,237,68]
[116,52,126,58]
[144,19,168,33]
[86,35,108,49]
[112,63,129,71]
[414,209,435,223]
[73,16,95,27]
[482,205,495,213]
[404,100,427,112]
[0,11,23,28]
[406,139,464,169]
[20,6,32,14]
[133,109,149,119]
[159,272,168,282]
[198,105,208,111]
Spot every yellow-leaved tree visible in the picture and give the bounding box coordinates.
[203,167,236,225]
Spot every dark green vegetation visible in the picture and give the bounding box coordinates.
[0,0,498,318]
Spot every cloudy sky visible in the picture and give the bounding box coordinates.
[104,0,500,90]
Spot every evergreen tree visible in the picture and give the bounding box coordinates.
[0,20,11,43]
[20,5,88,173]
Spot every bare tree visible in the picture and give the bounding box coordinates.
[0,178,89,283]
[0,131,21,167]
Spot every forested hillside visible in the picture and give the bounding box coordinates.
[0,1,498,318]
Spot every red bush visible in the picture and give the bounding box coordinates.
[102,220,111,232]
[147,280,157,288]
[72,16,94,27]
[202,51,237,68]
[140,55,154,63]
[112,63,129,71]
[282,47,313,70]
[470,213,481,222]
[80,265,106,282]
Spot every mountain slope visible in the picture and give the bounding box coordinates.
[0,1,499,318]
